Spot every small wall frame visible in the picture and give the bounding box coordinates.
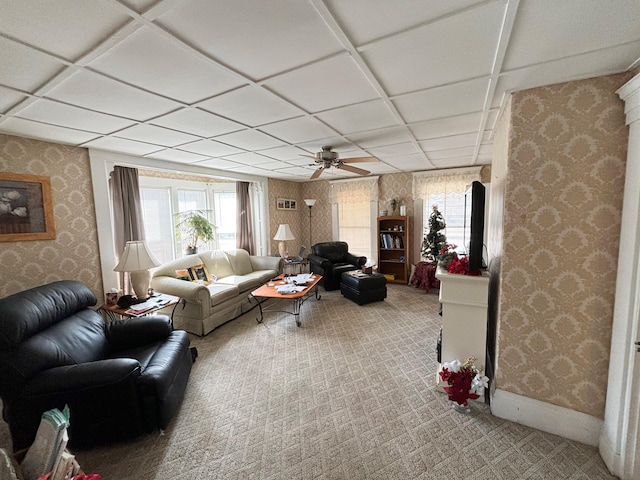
[0,172,56,242]
[276,198,297,210]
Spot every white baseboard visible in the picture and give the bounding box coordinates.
[491,389,602,446]
[599,432,622,477]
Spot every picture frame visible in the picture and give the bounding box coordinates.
[276,198,297,211]
[188,263,215,285]
[0,172,56,242]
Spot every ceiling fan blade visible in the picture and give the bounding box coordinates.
[310,167,324,179]
[341,156,379,163]
[339,164,370,176]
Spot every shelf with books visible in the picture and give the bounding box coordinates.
[377,216,409,284]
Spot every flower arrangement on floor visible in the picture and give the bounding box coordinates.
[439,357,489,410]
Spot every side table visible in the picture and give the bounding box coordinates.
[99,293,181,322]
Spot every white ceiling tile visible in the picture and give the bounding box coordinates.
[503,0,640,71]
[192,158,246,170]
[0,87,27,113]
[46,70,180,121]
[493,41,640,108]
[427,146,476,160]
[198,86,302,127]
[259,117,337,144]
[89,27,245,104]
[157,0,343,80]
[431,156,474,168]
[151,108,244,138]
[346,126,413,148]
[265,54,379,113]
[145,148,210,163]
[327,0,485,46]
[361,2,505,95]
[409,112,481,140]
[214,129,285,150]
[257,145,312,161]
[394,77,488,123]
[178,140,243,157]
[221,152,274,166]
[0,117,99,145]
[315,100,398,135]
[119,0,159,14]
[83,136,162,155]
[17,99,136,134]
[115,124,199,147]
[420,132,477,151]
[0,37,66,92]
[284,157,318,167]
[0,1,129,60]
[253,161,290,170]
[381,153,430,172]
[368,142,419,158]
[362,162,401,174]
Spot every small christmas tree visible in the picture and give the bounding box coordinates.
[421,205,447,262]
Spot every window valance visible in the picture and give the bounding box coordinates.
[412,167,481,199]
[330,176,379,204]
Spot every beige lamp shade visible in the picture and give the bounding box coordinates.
[114,240,160,299]
[273,224,295,258]
[304,199,317,207]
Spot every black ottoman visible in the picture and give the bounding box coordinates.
[340,272,387,305]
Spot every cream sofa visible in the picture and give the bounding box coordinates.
[150,249,282,336]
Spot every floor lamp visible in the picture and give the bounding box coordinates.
[304,199,316,249]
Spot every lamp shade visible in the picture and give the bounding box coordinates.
[273,224,295,241]
[304,199,317,207]
[113,241,160,272]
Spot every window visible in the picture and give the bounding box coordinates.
[139,177,236,260]
[338,200,372,261]
[330,177,379,264]
[425,192,465,254]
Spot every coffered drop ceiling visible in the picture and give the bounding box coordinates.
[1,0,639,181]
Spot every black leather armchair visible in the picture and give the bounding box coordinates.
[308,241,367,291]
[0,280,193,451]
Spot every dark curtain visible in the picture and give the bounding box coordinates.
[236,181,254,254]
[109,166,145,293]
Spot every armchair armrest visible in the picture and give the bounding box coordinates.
[23,358,141,397]
[307,253,330,269]
[105,315,173,351]
[345,253,367,267]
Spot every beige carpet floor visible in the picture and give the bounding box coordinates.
[0,284,617,479]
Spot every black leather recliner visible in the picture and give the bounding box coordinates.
[308,241,367,291]
[0,280,193,451]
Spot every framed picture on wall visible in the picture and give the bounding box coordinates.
[276,198,297,210]
[0,172,56,242]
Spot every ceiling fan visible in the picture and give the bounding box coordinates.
[302,146,378,179]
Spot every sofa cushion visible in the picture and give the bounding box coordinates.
[207,283,240,307]
[224,249,253,275]
[216,275,262,293]
[199,250,234,279]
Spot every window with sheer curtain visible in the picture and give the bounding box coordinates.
[139,177,236,263]
[330,177,379,262]
[413,167,481,256]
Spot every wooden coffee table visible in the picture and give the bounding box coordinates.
[251,274,322,327]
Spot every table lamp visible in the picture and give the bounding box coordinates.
[273,224,295,259]
[114,240,160,300]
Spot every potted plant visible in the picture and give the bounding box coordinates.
[175,210,216,255]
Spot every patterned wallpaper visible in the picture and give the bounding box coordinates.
[496,73,630,417]
[0,134,103,301]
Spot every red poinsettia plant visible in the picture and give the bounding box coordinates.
[446,254,481,276]
[439,357,489,407]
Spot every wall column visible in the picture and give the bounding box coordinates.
[600,73,640,479]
